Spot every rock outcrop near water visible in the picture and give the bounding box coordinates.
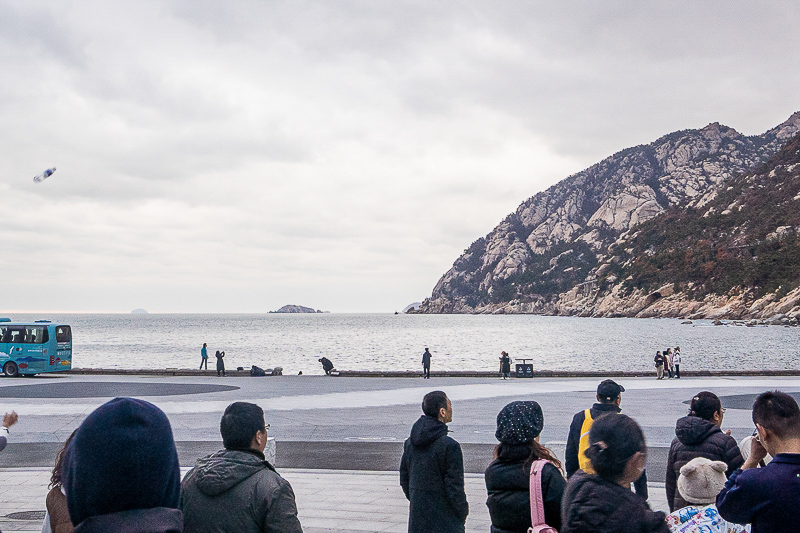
[272,305,325,313]
[415,112,800,319]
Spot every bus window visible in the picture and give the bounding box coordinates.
[0,327,8,343]
[25,326,45,344]
[56,326,71,343]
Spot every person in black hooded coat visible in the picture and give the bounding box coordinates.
[400,391,468,533]
[666,391,743,511]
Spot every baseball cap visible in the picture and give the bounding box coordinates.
[597,379,625,401]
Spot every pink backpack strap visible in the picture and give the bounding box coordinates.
[529,459,548,527]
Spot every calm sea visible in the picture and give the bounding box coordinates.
[4,313,799,375]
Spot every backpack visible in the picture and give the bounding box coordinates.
[577,409,596,475]
[528,459,558,533]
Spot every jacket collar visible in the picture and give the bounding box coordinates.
[592,403,621,413]
[74,507,182,533]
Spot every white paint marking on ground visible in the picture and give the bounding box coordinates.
[6,377,800,417]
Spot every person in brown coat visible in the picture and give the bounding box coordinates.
[44,432,76,533]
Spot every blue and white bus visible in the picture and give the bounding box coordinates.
[0,319,72,376]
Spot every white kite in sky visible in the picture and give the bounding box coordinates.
[33,167,57,183]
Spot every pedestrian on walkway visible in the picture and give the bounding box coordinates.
[43,431,76,533]
[180,402,303,533]
[561,414,668,533]
[62,397,182,533]
[422,348,432,379]
[485,400,565,532]
[0,411,17,452]
[666,391,743,512]
[673,346,681,379]
[564,379,648,499]
[400,390,468,533]
[654,351,665,380]
[200,343,208,370]
[665,348,675,378]
[717,390,800,533]
[215,350,225,376]
[499,351,511,380]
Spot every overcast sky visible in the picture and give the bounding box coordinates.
[1,1,799,313]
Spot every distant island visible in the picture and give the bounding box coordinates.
[131,309,148,314]
[271,305,328,314]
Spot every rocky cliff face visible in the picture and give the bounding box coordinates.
[416,112,800,317]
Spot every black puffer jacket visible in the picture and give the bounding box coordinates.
[485,444,565,533]
[400,415,469,533]
[561,471,668,533]
[666,415,744,511]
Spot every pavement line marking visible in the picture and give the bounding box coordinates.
[4,377,800,417]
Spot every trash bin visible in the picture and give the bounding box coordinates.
[515,361,534,378]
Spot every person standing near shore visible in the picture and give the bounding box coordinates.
[673,347,681,379]
[422,347,432,379]
[215,350,226,377]
[200,343,208,370]
[499,351,511,380]
[665,348,675,379]
[654,351,665,380]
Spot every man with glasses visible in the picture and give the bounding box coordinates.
[180,402,302,533]
[717,390,800,533]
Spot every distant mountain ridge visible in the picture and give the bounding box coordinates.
[271,305,326,313]
[415,112,800,318]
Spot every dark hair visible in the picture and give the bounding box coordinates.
[492,441,564,473]
[689,391,722,421]
[49,430,77,489]
[585,414,645,481]
[220,402,266,450]
[753,390,800,440]
[422,391,448,418]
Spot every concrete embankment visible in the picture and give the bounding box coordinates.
[64,368,800,378]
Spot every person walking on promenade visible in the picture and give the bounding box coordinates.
[673,346,681,378]
[0,411,18,452]
[485,401,565,532]
[181,402,303,533]
[200,343,208,370]
[561,414,668,533]
[665,457,747,533]
[215,350,226,376]
[717,390,800,533]
[665,348,674,378]
[400,390,468,533]
[318,357,334,375]
[43,431,76,533]
[62,398,183,533]
[665,391,743,512]
[565,379,648,498]
[654,351,665,380]
[499,351,511,380]
[421,347,432,379]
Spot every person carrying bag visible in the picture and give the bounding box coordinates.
[528,459,558,533]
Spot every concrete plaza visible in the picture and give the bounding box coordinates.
[1,373,797,531]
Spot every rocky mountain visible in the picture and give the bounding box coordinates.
[416,112,800,317]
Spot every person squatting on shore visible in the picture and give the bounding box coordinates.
[62,397,183,533]
[180,402,303,533]
[485,401,565,533]
[716,390,800,533]
[199,343,208,370]
[318,357,334,375]
[400,390,469,533]
[565,379,648,498]
[665,391,743,512]
[561,414,669,533]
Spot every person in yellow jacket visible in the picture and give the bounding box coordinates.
[564,379,649,498]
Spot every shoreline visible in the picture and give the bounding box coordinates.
[54,368,800,378]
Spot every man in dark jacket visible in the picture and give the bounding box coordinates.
[62,397,183,533]
[421,348,432,379]
[564,380,648,498]
[665,391,743,511]
[717,390,800,533]
[318,357,334,375]
[400,390,469,533]
[181,402,303,533]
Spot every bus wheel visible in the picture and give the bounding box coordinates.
[3,362,19,377]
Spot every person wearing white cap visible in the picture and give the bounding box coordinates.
[666,457,748,533]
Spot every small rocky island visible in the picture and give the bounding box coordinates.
[271,305,327,314]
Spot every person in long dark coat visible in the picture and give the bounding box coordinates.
[421,348,432,379]
[499,352,511,379]
[215,350,225,377]
[400,391,468,533]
